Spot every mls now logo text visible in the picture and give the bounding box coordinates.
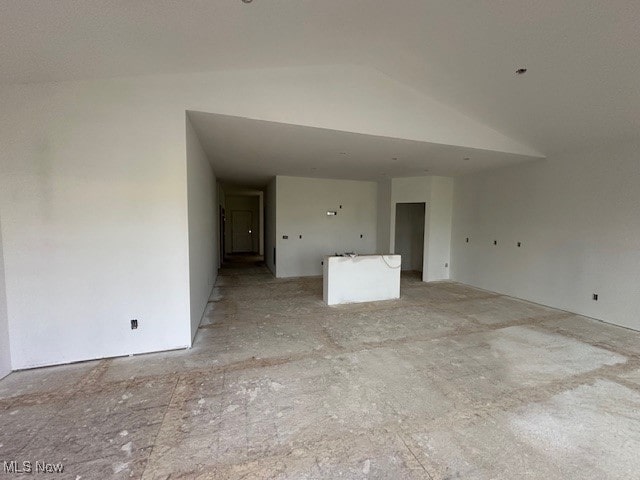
[3,461,64,474]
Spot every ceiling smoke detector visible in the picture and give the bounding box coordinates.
[515,67,528,75]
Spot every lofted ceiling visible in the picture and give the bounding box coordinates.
[188,111,542,187]
[2,1,639,155]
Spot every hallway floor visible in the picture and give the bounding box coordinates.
[2,266,640,479]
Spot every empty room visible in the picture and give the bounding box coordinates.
[1,1,640,479]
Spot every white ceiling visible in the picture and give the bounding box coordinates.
[188,111,542,187]
[2,1,639,155]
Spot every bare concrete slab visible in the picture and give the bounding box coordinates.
[1,267,639,479]
[408,379,640,480]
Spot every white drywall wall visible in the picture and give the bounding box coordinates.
[0,64,479,369]
[451,140,640,331]
[324,255,401,305]
[376,179,392,253]
[426,176,454,281]
[265,178,277,275]
[0,78,192,369]
[0,217,11,379]
[224,195,260,254]
[276,176,377,278]
[186,116,217,341]
[395,203,425,271]
[389,176,453,282]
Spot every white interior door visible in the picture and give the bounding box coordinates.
[232,210,253,252]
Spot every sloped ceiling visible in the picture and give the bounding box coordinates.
[2,0,639,155]
[188,111,543,186]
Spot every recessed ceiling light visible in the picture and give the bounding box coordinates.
[515,67,527,75]
[241,0,253,3]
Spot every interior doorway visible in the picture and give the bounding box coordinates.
[394,202,425,272]
[231,210,254,252]
[222,192,262,259]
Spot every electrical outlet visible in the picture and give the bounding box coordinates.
[299,235,302,239]
[466,237,469,243]
[131,319,138,330]
[283,235,288,239]
[493,240,497,245]
[360,234,363,238]
[592,293,598,301]
[517,242,522,247]
[445,263,449,268]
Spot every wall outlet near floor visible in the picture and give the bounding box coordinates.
[131,319,138,329]
[592,294,599,301]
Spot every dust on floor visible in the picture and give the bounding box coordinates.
[1,266,640,479]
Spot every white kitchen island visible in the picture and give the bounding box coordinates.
[323,254,402,305]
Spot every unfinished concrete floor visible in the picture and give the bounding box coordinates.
[2,265,640,479]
